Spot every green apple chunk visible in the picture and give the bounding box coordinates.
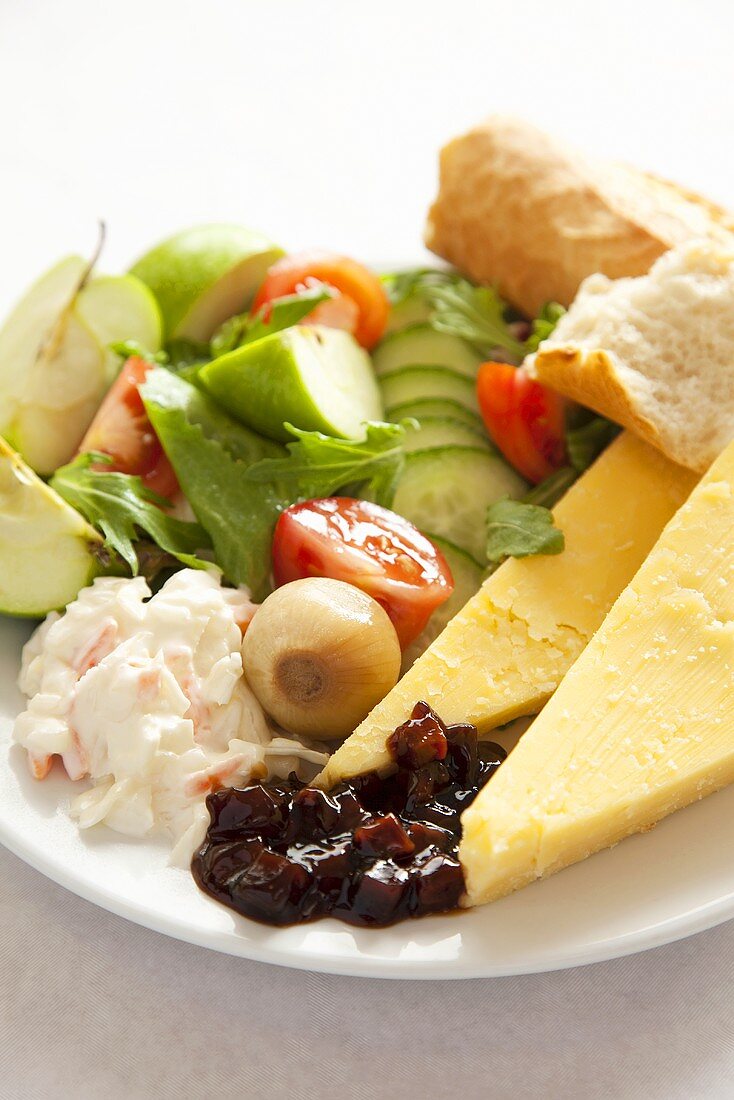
[199,325,384,442]
[0,257,162,475]
[129,224,283,340]
[0,436,105,616]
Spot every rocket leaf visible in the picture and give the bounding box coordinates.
[245,420,410,508]
[50,452,210,575]
[486,497,565,565]
[141,368,286,600]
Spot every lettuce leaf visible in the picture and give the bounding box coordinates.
[141,368,286,600]
[140,376,412,596]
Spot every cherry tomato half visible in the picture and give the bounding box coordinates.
[79,356,179,499]
[253,251,389,350]
[272,497,454,648]
[477,361,567,484]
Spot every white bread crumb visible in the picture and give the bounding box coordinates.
[528,239,734,472]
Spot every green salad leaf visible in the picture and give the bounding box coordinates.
[141,364,282,465]
[485,462,583,569]
[141,368,286,600]
[523,466,578,508]
[566,416,619,473]
[109,338,210,376]
[524,301,566,353]
[486,497,565,565]
[50,453,210,575]
[483,423,616,569]
[164,337,211,373]
[427,279,527,360]
[210,287,333,358]
[129,541,202,587]
[109,339,168,364]
[380,267,458,306]
[246,420,410,508]
[381,267,565,362]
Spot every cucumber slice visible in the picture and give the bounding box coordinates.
[385,296,432,334]
[403,417,490,453]
[380,366,479,416]
[0,436,105,616]
[402,535,484,669]
[391,446,527,562]
[373,324,481,379]
[386,397,485,431]
[200,325,383,442]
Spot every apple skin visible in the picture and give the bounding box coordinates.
[199,325,383,442]
[0,437,110,617]
[0,258,162,475]
[128,224,284,341]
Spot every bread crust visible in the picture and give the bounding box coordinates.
[531,345,675,463]
[425,116,733,317]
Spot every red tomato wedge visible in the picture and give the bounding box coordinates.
[80,356,179,499]
[253,251,389,349]
[272,498,454,648]
[477,361,567,484]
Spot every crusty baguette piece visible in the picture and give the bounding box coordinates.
[528,239,734,472]
[425,115,734,317]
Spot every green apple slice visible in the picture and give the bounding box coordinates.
[199,325,383,441]
[0,436,105,616]
[0,255,87,411]
[76,274,162,386]
[129,224,283,340]
[0,258,163,475]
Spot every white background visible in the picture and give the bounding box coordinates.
[2,1,734,1097]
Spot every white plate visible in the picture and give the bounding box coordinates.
[3,615,734,978]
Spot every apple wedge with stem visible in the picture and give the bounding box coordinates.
[0,254,162,475]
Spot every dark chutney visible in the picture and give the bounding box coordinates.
[191,701,506,927]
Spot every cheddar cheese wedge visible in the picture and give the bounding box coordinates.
[461,436,734,905]
[317,433,696,789]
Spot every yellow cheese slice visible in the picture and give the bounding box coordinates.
[461,437,734,906]
[317,433,696,789]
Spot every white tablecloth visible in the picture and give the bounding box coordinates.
[3,0,734,1095]
[2,846,734,1100]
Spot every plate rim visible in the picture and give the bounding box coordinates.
[3,253,734,979]
[3,807,734,980]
